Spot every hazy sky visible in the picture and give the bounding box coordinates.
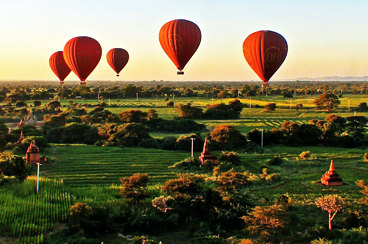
[0,0,367,82]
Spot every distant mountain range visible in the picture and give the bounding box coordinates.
[294,76,368,82]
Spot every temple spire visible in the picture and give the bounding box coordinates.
[329,160,335,172]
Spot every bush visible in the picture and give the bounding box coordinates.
[220,151,241,165]
[161,136,177,150]
[138,138,159,148]
[267,156,283,165]
[169,157,199,169]
[264,103,277,111]
[300,151,311,159]
[265,173,281,182]
[364,153,368,162]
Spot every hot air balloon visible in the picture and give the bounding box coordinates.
[63,36,102,85]
[159,19,201,75]
[49,51,71,85]
[243,30,288,87]
[106,48,129,77]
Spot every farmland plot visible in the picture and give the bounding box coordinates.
[46,145,193,187]
[0,177,71,244]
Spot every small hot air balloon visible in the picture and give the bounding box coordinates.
[49,51,71,85]
[63,36,102,85]
[106,48,129,77]
[159,19,201,75]
[243,30,288,87]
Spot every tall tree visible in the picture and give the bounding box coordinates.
[313,93,340,110]
[120,173,149,203]
[315,195,344,230]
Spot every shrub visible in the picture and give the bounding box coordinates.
[265,173,281,182]
[267,156,283,165]
[169,157,198,169]
[167,101,174,107]
[264,103,277,111]
[364,153,368,162]
[161,136,177,150]
[220,151,241,165]
[300,151,311,159]
[311,238,332,244]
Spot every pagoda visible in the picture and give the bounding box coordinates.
[321,160,343,186]
[199,138,218,166]
[25,140,40,164]
[18,110,37,127]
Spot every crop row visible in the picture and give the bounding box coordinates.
[0,177,71,242]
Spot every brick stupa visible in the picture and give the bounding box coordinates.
[199,138,218,166]
[321,160,343,186]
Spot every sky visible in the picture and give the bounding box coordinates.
[0,0,367,82]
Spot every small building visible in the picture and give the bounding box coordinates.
[321,160,343,186]
[199,138,218,166]
[26,140,40,164]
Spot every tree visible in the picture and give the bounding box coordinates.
[217,90,228,98]
[147,109,158,121]
[358,102,368,111]
[228,99,244,112]
[313,93,340,110]
[209,125,248,150]
[242,204,288,242]
[120,173,149,203]
[175,103,203,118]
[118,109,147,123]
[33,100,42,107]
[356,180,368,205]
[47,100,61,110]
[215,169,250,200]
[15,100,27,107]
[315,194,344,230]
[68,202,92,234]
[295,103,303,111]
[264,103,277,111]
[0,153,28,182]
[220,151,241,165]
[110,123,151,147]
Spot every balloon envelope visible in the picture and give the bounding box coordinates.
[63,36,102,84]
[49,51,71,82]
[106,48,129,76]
[159,19,201,73]
[243,30,288,84]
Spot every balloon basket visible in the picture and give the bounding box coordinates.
[79,81,87,86]
[177,71,184,75]
[116,74,119,77]
[59,81,64,85]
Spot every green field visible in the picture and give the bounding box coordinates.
[45,145,193,187]
[2,93,368,243]
[0,177,71,244]
[41,144,368,201]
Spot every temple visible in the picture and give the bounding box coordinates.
[25,140,40,164]
[18,110,38,127]
[199,138,218,166]
[321,160,343,186]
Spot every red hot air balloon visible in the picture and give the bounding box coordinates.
[63,36,102,85]
[159,19,201,75]
[106,48,129,77]
[243,30,288,87]
[49,51,71,85]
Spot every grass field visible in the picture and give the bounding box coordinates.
[0,177,71,244]
[45,145,193,188]
[42,144,368,202]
